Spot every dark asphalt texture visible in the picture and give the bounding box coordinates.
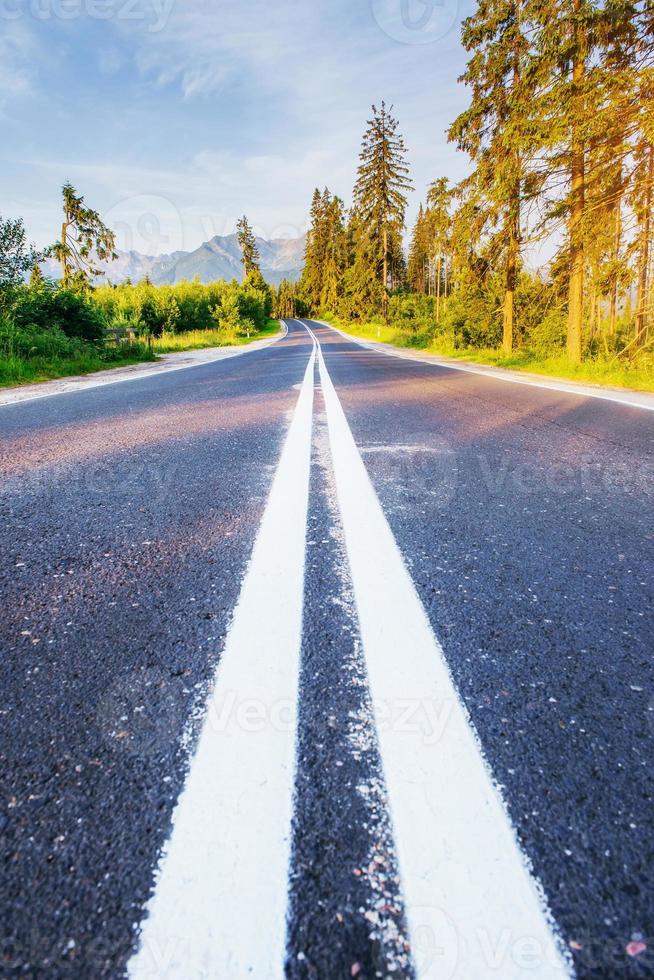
[286,373,412,980]
[305,319,654,980]
[0,322,313,977]
[2,315,653,980]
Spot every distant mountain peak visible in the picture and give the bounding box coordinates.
[39,233,306,287]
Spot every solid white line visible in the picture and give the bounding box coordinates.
[0,323,288,409]
[311,325,573,979]
[129,338,315,980]
[319,320,654,413]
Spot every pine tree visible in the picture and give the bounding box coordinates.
[528,0,606,361]
[29,262,45,289]
[236,215,261,280]
[340,209,383,321]
[51,182,117,289]
[274,279,296,319]
[298,188,345,313]
[426,179,454,320]
[449,0,534,353]
[633,141,654,344]
[629,6,654,344]
[320,195,346,311]
[408,204,430,293]
[299,189,327,310]
[353,102,413,325]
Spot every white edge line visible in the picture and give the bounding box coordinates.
[128,335,314,980]
[308,323,574,980]
[318,319,654,413]
[0,321,288,409]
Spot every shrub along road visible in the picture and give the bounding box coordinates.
[0,320,652,979]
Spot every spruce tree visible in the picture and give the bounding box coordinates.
[426,179,453,320]
[449,0,534,353]
[299,189,326,310]
[529,0,606,361]
[29,262,45,290]
[320,195,346,311]
[298,188,345,314]
[236,215,261,280]
[353,103,413,325]
[408,204,430,293]
[52,182,116,289]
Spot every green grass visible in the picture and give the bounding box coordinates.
[0,319,282,389]
[151,319,282,353]
[326,316,654,393]
[0,346,155,389]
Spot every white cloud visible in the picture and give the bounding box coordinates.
[0,22,39,107]
[2,0,478,251]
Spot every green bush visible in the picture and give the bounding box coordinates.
[10,281,106,342]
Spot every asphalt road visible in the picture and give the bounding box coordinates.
[0,318,652,980]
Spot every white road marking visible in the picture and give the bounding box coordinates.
[309,323,573,979]
[0,324,287,409]
[321,320,654,413]
[128,336,315,980]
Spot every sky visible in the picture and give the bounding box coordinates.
[1,0,478,255]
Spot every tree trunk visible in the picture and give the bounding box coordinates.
[503,230,517,355]
[436,252,442,322]
[589,277,597,341]
[635,144,653,346]
[567,35,585,363]
[503,0,521,356]
[61,220,70,286]
[608,167,623,339]
[382,224,389,331]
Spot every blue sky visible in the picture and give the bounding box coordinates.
[2,0,477,254]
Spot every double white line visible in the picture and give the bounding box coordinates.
[130,324,573,980]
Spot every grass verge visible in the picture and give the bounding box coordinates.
[324,316,654,393]
[151,319,282,353]
[0,346,155,389]
[0,320,283,389]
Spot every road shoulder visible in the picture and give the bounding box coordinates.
[0,325,287,408]
[320,321,654,412]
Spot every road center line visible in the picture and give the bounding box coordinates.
[128,338,316,980]
[310,324,573,980]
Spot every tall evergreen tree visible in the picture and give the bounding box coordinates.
[320,195,346,310]
[408,204,428,293]
[274,278,296,318]
[236,215,261,280]
[298,188,345,313]
[353,102,413,324]
[449,0,534,353]
[529,0,605,361]
[51,183,116,289]
[301,189,324,309]
[426,179,454,320]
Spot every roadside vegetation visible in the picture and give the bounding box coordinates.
[150,319,281,353]
[0,199,276,388]
[277,4,654,392]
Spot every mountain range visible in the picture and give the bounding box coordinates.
[40,234,306,287]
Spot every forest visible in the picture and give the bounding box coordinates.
[283,0,653,386]
[1,0,653,389]
[0,197,275,386]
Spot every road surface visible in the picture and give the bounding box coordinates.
[1,319,652,980]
